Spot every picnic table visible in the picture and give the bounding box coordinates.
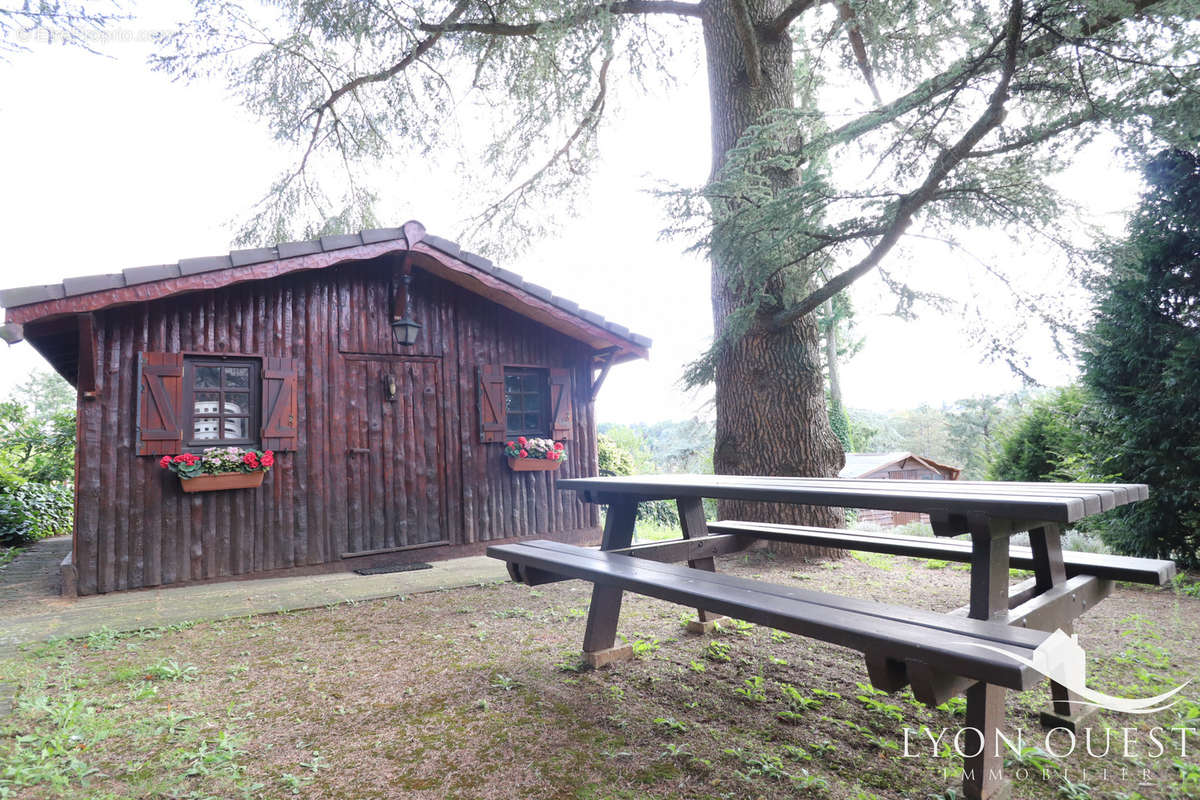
[487,475,1174,800]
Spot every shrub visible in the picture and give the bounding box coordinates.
[0,481,73,547]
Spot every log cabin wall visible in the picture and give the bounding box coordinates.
[73,256,600,595]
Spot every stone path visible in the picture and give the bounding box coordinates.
[0,536,71,617]
[0,544,508,657]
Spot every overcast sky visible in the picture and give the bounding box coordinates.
[0,4,1142,423]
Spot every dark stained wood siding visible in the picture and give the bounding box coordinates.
[72,256,600,595]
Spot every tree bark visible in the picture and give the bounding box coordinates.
[702,0,846,543]
[823,298,843,411]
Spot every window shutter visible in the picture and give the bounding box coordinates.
[549,368,574,440]
[478,365,506,443]
[261,357,299,451]
[137,352,184,456]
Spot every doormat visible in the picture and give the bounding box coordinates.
[354,562,434,576]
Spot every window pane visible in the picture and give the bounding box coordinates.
[224,367,250,389]
[525,412,541,430]
[523,392,541,411]
[225,393,249,414]
[193,392,220,415]
[506,392,521,413]
[505,375,521,392]
[224,417,249,439]
[507,413,523,432]
[193,417,220,439]
[195,366,220,388]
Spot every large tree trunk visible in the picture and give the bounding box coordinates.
[702,0,846,539]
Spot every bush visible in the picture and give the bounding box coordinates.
[0,481,73,547]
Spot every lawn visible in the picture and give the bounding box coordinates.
[1,552,1198,799]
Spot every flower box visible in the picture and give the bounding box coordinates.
[179,470,266,493]
[507,457,563,472]
[160,447,275,493]
[504,436,567,472]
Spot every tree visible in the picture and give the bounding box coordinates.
[0,369,76,484]
[0,1,126,59]
[987,386,1086,483]
[946,394,1019,480]
[155,0,1200,527]
[1079,149,1200,567]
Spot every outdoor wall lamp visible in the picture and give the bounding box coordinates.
[383,373,398,402]
[390,268,422,347]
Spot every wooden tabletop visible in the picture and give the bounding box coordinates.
[556,474,1148,524]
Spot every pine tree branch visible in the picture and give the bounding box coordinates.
[834,0,881,103]
[419,0,702,36]
[829,0,1166,146]
[728,0,762,87]
[763,0,822,40]
[315,0,471,117]
[768,0,1025,331]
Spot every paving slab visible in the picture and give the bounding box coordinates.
[0,556,508,656]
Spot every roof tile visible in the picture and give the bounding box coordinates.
[360,227,404,245]
[461,251,495,272]
[0,284,67,307]
[320,233,362,251]
[491,267,524,286]
[550,296,580,313]
[424,235,460,257]
[277,240,322,259]
[178,255,233,276]
[123,264,181,286]
[62,274,125,296]
[230,247,278,268]
[522,282,552,301]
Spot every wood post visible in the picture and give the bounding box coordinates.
[962,514,1013,800]
[678,497,726,632]
[581,499,638,665]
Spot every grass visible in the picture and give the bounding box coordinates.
[1,553,1198,799]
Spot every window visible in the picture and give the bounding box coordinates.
[183,357,260,447]
[504,367,549,436]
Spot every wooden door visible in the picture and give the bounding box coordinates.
[344,357,448,556]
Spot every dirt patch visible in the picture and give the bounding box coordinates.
[1,551,1197,799]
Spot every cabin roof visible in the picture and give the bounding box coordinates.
[839,451,961,480]
[0,220,651,371]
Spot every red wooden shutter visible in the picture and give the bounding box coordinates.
[478,365,506,443]
[137,352,184,456]
[549,368,574,440]
[261,357,299,451]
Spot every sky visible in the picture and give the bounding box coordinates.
[0,4,1143,424]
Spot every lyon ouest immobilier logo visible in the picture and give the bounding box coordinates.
[901,630,1195,789]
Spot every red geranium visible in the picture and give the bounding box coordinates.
[554,442,564,451]
[159,456,171,468]
[547,451,559,461]
[519,449,528,458]
[243,452,260,469]
[506,441,515,448]
[261,450,275,467]
[517,436,528,446]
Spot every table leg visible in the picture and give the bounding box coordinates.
[678,497,726,633]
[1029,524,1097,732]
[582,499,637,667]
[963,514,1013,800]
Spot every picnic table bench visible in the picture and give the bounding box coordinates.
[486,475,1174,800]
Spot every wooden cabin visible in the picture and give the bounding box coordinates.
[0,221,649,595]
[839,452,961,527]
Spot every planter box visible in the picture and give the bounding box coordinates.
[507,457,563,472]
[179,471,266,493]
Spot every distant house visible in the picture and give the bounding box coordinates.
[839,452,961,528]
[0,220,650,595]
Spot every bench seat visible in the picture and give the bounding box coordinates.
[487,539,1050,693]
[707,521,1177,586]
